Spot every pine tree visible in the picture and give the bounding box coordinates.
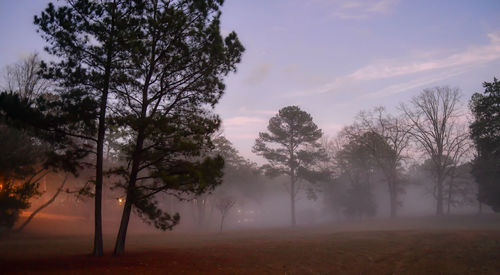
[253,106,326,227]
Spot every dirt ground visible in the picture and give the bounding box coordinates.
[1,215,500,274]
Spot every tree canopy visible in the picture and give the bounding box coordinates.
[108,0,244,255]
[253,105,326,226]
[470,78,500,211]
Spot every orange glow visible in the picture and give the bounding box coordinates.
[118,197,124,206]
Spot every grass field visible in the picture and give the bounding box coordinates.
[1,215,500,274]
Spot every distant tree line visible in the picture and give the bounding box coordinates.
[254,82,498,225]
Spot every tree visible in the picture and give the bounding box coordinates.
[253,106,326,227]
[401,86,469,215]
[215,195,235,232]
[213,136,263,201]
[470,78,500,211]
[345,107,411,217]
[334,132,377,218]
[110,0,244,255]
[34,0,139,256]
[319,136,346,221]
[0,55,79,232]
[0,125,44,231]
[191,135,261,230]
[443,162,477,214]
[15,174,68,232]
[2,53,50,102]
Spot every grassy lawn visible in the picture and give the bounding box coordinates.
[1,215,500,274]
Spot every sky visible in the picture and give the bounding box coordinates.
[1,0,500,163]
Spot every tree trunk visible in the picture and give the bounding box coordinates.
[436,172,444,215]
[447,183,452,215]
[93,156,104,257]
[113,130,146,255]
[388,177,397,218]
[197,198,205,230]
[16,175,67,232]
[93,73,110,257]
[114,193,133,255]
[219,214,225,232]
[389,190,397,218]
[92,4,118,256]
[290,177,296,227]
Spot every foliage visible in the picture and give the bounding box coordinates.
[34,0,143,255]
[0,179,40,230]
[109,0,244,254]
[344,108,411,217]
[333,133,378,217]
[0,53,83,230]
[443,163,477,212]
[0,126,43,230]
[253,106,327,182]
[253,105,326,226]
[470,78,500,211]
[212,136,263,201]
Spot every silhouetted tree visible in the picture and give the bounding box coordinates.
[15,174,68,232]
[444,162,477,214]
[253,106,326,227]
[470,78,500,211]
[110,0,244,255]
[213,136,263,201]
[0,126,44,231]
[191,135,261,230]
[348,107,411,217]
[34,0,139,256]
[216,195,235,232]
[2,53,50,102]
[0,55,82,232]
[401,87,469,215]
[334,133,377,218]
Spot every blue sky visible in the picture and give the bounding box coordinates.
[1,0,500,162]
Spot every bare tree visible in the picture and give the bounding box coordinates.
[2,53,50,102]
[401,87,469,215]
[216,196,236,232]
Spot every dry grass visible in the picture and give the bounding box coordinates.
[1,215,500,274]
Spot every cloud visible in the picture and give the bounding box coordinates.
[291,32,500,97]
[331,0,399,20]
[244,63,273,85]
[238,106,276,116]
[349,33,500,81]
[360,68,470,99]
[223,116,266,127]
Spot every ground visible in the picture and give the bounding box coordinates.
[1,215,500,274]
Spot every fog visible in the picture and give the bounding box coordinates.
[16,162,491,238]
